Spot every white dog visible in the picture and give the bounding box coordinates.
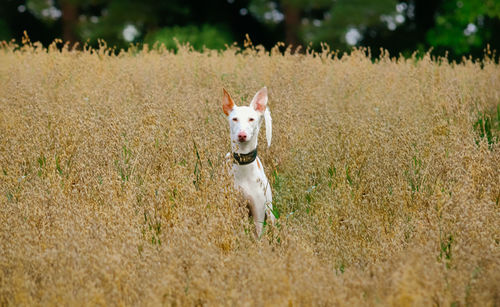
[222,87,275,236]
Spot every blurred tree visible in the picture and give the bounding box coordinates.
[0,0,56,45]
[144,24,233,50]
[59,0,78,43]
[249,0,397,49]
[22,0,92,44]
[22,0,190,46]
[361,0,442,57]
[426,0,500,56]
[0,18,11,40]
[361,0,500,60]
[15,0,266,49]
[1,0,498,59]
[76,0,190,47]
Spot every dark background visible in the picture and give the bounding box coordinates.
[1,0,499,60]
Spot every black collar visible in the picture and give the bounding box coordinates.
[233,149,257,165]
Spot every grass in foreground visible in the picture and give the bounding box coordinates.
[0,41,499,305]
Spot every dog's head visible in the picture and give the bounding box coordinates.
[222,87,272,152]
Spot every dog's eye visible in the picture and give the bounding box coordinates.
[232,118,238,122]
[249,118,255,122]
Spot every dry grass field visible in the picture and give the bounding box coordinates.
[1,39,499,306]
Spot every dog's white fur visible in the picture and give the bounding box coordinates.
[222,87,275,236]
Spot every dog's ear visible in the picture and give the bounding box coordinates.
[251,87,272,147]
[222,88,235,116]
[250,87,268,114]
[264,107,272,147]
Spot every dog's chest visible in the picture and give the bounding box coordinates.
[232,160,268,199]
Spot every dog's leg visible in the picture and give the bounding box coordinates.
[263,180,275,225]
[249,203,266,237]
[265,202,276,225]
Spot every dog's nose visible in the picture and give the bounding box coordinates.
[237,131,247,141]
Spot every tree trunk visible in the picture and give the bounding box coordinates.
[283,4,301,49]
[60,0,78,44]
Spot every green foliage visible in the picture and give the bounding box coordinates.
[308,0,396,46]
[115,139,133,183]
[473,105,500,147]
[271,170,285,216]
[193,141,202,189]
[145,24,233,51]
[438,234,454,268]
[37,153,46,177]
[250,0,396,48]
[26,0,55,23]
[427,0,500,55]
[404,150,423,195]
[0,18,10,40]
[5,0,498,59]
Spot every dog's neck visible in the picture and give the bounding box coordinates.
[232,132,258,165]
[233,148,257,165]
[231,133,259,166]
